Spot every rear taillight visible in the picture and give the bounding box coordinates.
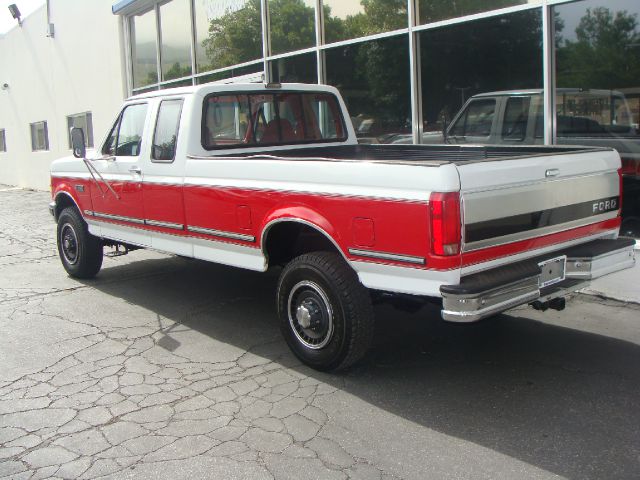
[620,158,640,177]
[429,191,461,256]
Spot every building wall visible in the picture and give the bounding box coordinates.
[0,0,127,190]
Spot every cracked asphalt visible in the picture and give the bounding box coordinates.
[0,186,639,480]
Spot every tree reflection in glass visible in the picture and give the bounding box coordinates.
[554,0,640,237]
[418,0,538,26]
[195,0,263,73]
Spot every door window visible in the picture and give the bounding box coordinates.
[152,100,183,161]
[502,97,531,141]
[450,99,495,137]
[116,104,149,157]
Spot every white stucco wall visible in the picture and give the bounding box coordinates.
[0,1,128,190]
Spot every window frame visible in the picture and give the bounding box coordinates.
[30,121,49,152]
[200,90,349,151]
[151,98,185,163]
[66,112,94,149]
[102,111,123,156]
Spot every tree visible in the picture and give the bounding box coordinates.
[420,8,543,125]
[164,62,192,81]
[418,0,525,25]
[269,0,316,54]
[557,7,640,89]
[201,0,263,71]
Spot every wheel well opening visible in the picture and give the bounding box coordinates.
[264,222,340,267]
[55,193,79,220]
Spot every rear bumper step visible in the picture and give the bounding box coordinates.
[440,237,636,322]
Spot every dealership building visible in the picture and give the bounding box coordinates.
[0,0,639,232]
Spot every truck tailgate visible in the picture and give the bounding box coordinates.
[456,148,621,271]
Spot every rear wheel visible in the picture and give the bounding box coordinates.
[57,207,103,278]
[277,252,374,371]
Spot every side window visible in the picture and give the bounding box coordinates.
[67,112,94,149]
[116,104,149,156]
[502,97,531,141]
[152,99,183,161]
[30,121,49,151]
[450,99,496,137]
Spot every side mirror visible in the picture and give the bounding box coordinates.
[70,127,86,159]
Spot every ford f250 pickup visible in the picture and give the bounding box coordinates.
[50,83,636,371]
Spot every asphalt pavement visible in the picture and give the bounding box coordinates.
[0,186,638,480]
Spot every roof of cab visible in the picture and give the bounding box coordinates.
[126,82,339,102]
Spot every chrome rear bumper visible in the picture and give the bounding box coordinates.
[441,238,635,322]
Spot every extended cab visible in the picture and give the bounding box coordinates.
[50,83,635,370]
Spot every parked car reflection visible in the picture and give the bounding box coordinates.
[389,88,640,237]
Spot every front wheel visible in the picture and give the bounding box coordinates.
[277,252,374,371]
[57,207,103,279]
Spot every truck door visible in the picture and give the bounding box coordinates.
[447,98,497,144]
[142,98,189,254]
[89,103,149,244]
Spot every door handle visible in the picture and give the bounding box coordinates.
[128,166,142,174]
[545,168,559,177]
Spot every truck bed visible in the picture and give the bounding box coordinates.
[223,144,608,165]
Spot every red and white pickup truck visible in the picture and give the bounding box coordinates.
[50,83,635,370]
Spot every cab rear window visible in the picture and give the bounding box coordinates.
[202,92,347,150]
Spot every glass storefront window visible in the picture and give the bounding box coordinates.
[131,9,158,89]
[271,52,317,83]
[194,0,263,74]
[325,34,411,143]
[323,0,407,45]
[554,0,640,237]
[195,63,264,85]
[418,9,542,144]
[160,79,193,89]
[269,0,316,55]
[418,0,540,26]
[160,0,193,81]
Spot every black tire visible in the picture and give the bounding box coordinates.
[56,207,103,279]
[277,251,374,371]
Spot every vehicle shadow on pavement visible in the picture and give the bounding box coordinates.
[84,255,640,480]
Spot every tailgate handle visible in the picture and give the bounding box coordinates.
[545,168,559,177]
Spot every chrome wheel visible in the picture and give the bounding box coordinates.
[287,280,334,349]
[60,223,79,265]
